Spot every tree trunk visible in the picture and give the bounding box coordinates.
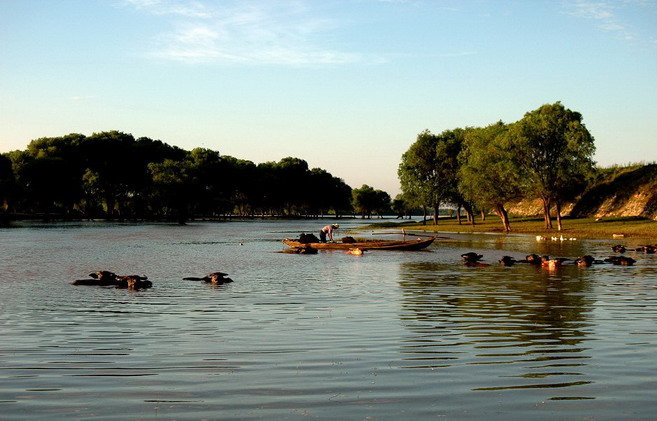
[433,202,439,225]
[105,197,116,219]
[456,205,462,225]
[541,197,553,229]
[421,205,427,225]
[556,201,563,231]
[464,203,475,226]
[494,203,511,233]
[481,210,486,221]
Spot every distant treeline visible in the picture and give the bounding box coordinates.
[0,131,394,222]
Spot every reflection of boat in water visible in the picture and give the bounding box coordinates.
[282,237,436,251]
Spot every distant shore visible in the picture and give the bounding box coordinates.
[0,213,351,224]
[369,216,657,242]
[4,213,657,243]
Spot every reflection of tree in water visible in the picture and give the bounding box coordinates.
[397,261,596,394]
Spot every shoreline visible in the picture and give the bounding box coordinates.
[367,216,657,242]
[0,213,351,227]
[3,213,657,243]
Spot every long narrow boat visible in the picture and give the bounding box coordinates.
[282,237,436,251]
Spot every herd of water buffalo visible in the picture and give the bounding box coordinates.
[70,244,656,289]
[461,244,657,268]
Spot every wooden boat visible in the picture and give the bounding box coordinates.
[282,237,436,251]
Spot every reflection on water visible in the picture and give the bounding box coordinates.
[398,261,594,396]
[1,221,657,419]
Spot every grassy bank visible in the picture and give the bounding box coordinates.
[371,216,657,242]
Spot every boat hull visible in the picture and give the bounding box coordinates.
[282,237,435,251]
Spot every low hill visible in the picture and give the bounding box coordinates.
[509,164,657,220]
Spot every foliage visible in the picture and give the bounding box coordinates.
[434,128,471,223]
[3,131,357,220]
[459,122,520,232]
[391,194,414,219]
[351,184,391,218]
[398,130,439,209]
[0,154,16,212]
[398,129,468,224]
[149,159,194,223]
[401,101,598,231]
[397,130,442,223]
[507,102,596,230]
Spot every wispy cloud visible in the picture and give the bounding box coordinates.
[124,1,371,65]
[123,0,211,18]
[564,0,651,42]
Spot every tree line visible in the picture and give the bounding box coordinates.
[0,101,598,227]
[0,131,392,222]
[397,102,597,232]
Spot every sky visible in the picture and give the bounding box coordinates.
[1,0,656,195]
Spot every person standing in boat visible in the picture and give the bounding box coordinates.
[319,224,339,242]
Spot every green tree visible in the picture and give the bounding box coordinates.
[373,189,392,218]
[128,137,187,216]
[434,128,470,224]
[24,134,87,214]
[328,175,353,217]
[21,157,82,215]
[187,148,224,216]
[508,102,596,230]
[5,130,360,221]
[398,129,466,224]
[80,131,136,217]
[392,194,414,219]
[0,154,14,212]
[5,150,32,213]
[352,184,376,218]
[459,122,520,232]
[274,157,312,215]
[220,156,258,216]
[352,184,390,218]
[148,159,194,224]
[306,168,353,217]
[255,161,284,215]
[398,130,441,224]
[81,168,103,217]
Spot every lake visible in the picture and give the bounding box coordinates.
[1,220,656,420]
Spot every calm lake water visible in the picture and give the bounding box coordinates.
[1,220,656,420]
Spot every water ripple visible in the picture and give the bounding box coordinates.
[1,222,657,419]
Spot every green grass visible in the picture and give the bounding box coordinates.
[368,216,657,241]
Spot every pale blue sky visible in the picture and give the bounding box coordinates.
[1,0,656,195]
